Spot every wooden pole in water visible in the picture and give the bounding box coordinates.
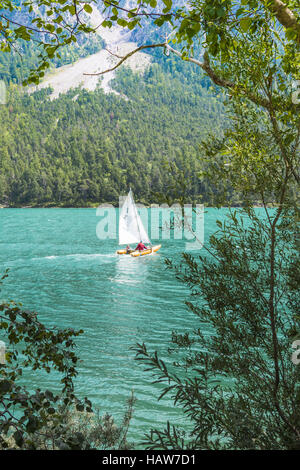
[0,340,5,364]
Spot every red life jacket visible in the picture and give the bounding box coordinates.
[136,243,146,251]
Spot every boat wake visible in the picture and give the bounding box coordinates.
[43,253,116,261]
[4,253,117,268]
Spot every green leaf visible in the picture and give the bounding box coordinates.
[83,4,93,14]
[13,430,24,448]
[68,5,76,15]
[26,416,39,433]
[162,0,172,11]
[0,379,13,394]
[240,18,252,32]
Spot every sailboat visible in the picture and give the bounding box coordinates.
[116,189,161,257]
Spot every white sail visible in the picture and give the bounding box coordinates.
[119,190,150,245]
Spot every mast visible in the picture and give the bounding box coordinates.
[130,189,142,242]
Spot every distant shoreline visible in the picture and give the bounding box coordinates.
[0,203,273,209]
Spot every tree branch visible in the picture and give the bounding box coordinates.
[83,43,166,76]
[83,41,294,114]
[84,41,269,108]
[166,45,272,110]
[262,0,300,36]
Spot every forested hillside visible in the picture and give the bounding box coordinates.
[0,0,104,84]
[0,36,104,84]
[0,52,226,207]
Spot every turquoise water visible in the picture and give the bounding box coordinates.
[0,208,224,445]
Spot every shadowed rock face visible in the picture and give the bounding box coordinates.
[33,7,151,101]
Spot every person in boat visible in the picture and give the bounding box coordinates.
[126,245,132,253]
[135,241,148,251]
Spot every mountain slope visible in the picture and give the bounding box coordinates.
[0,60,225,207]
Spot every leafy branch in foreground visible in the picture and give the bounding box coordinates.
[0,274,86,448]
[19,392,136,450]
[91,1,299,185]
[131,25,299,448]
[134,203,300,450]
[0,0,96,84]
[1,1,299,87]
[0,272,134,449]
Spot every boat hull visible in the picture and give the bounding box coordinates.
[116,245,161,257]
[116,249,134,255]
[131,244,161,257]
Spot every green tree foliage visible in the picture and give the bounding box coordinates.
[0,35,103,84]
[132,77,300,448]
[0,0,98,84]
[100,0,300,64]
[15,395,135,450]
[134,204,300,449]
[1,1,298,84]
[98,1,299,135]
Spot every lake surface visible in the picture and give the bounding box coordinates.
[0,207,233,446]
